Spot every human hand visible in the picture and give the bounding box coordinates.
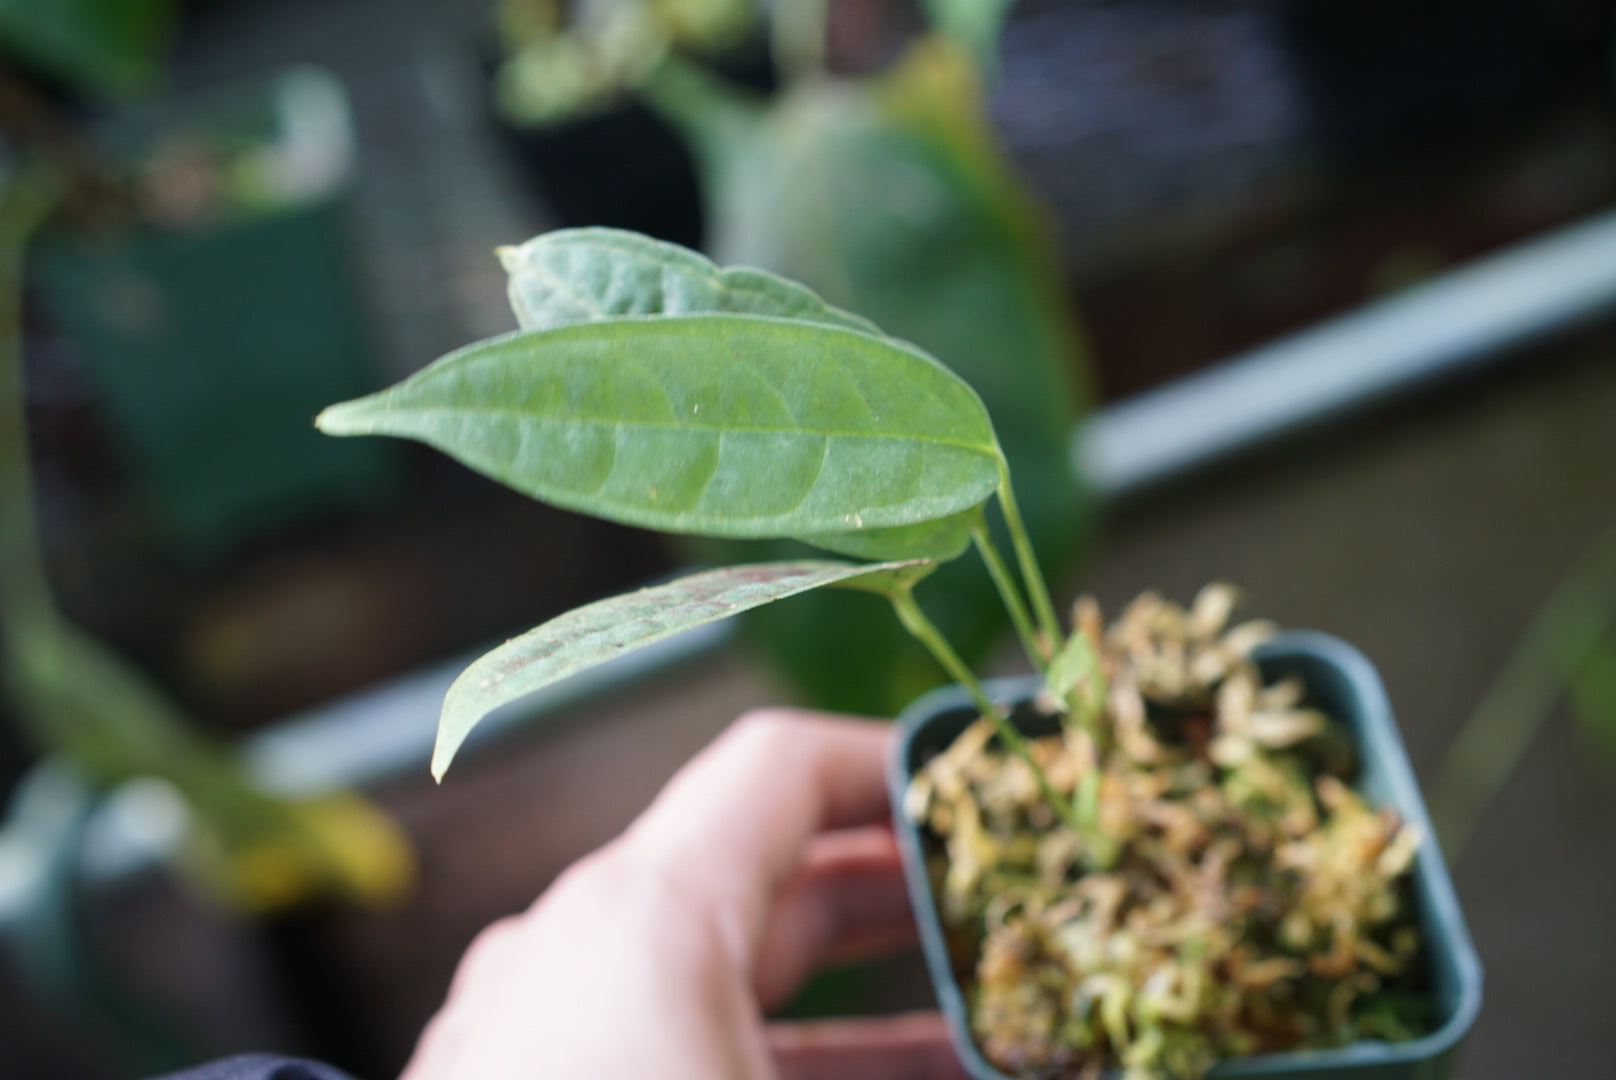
[400,709,967,1080]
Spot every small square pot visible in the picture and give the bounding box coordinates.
[889,631,1483,1079]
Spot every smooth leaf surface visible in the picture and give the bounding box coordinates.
[319,314,1001,539]
[500,228,984,562]
[435,558,925,777]
[800,506,980,562]
[501,227,880,334]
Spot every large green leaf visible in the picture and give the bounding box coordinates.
[435,558,925,777]
[497,228,982,562]
[500,227,879,334]
[319,313,1000,539]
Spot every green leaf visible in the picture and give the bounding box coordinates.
[500,227,880,335]
[799,506,980,562]
[318,313,1002,539]
[499,228,980,562]
[435,558,926,777]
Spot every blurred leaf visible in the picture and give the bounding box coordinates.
[435,558,926,777]
[492,0,757,128]
[1432,523,1616,857]
[3,615,414,912]
[651,41,1094,712]
[0,170,410,914]
[1048,627,1103,717]
[920,0,1016,71]
[0,0,178,98]
[1570,633,1616,763]
[319,313,1002,540]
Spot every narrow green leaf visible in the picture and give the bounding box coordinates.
[500,227,880,335]
[318,313,1002,539]
[435,558,926,778]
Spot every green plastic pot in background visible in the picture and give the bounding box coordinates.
[30,67,395,557]
[889,632,1483,1080]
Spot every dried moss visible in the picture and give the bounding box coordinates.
[905,586,1427,1079]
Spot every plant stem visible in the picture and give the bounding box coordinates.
[1430,521,1616,861]
[996,460,1062,650]
[972,520,1047,672]
[890,589,1086,837]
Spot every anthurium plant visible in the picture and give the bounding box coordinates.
[494,0,1092,716]
[319,228,1427,1077]
[319,227,1058,778]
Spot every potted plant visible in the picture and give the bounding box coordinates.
[891,609,1482,1078]
[316,226,1481,1078]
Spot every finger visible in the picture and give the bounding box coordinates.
[753,826,917,1010]
[769,1012,969,1080]
[621,710,894,960]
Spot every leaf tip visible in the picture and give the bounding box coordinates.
[495,244,523,272]
[314,397,369,437]
[429,738,455,783]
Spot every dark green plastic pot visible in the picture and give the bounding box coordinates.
[889,631,1482,1080]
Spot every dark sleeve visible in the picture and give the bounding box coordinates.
[152,1054,360,1080]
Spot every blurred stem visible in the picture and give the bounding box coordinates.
[0,168,60,632]
[890,588,1085,837]
[1431,522,1616,860]
[996,461,1061,652]
[972,520,1047,672]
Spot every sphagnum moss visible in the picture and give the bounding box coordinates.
[904,585,1427,1080]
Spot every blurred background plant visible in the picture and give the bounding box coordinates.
[0,8,415,1071]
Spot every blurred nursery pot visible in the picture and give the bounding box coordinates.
[31,66,391,556]
[890,632,1483,1080]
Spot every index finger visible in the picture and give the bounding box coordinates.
[620,709,894,960]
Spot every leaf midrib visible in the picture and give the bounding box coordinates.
[353,402,1000,456]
